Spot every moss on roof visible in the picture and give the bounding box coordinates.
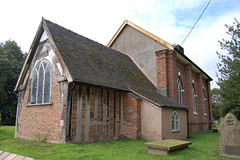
[44,19,187,109]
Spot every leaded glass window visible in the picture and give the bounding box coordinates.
[172,111,179,131]
[31,60,51,104]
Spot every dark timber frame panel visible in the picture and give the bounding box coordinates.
[71,84,122,143]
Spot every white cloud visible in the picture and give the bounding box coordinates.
[182,10,240,88]
[0,0,136,52]
[1,0,239,89]
[127,0,240,88]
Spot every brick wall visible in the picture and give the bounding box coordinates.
[156,49,178,99]
[15,72,62,143]
[16,79,142,143]
[122,93,141,139]
[156,49,212,133]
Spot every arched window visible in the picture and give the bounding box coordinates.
[192,84,197,114]
[177,78,183,104]
[172,111,179,131]
[203,89,207,115]
[30,60,52,104]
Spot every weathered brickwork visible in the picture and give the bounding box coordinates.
[122,93,141,139]
[70,84,122,142]
[15,72,62,143]
[156,49,213,133]
[16,80,142,143]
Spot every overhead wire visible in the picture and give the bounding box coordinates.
[181,0,211,45]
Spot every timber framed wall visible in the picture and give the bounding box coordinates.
[70,84,123,143]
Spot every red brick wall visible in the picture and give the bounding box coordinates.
[122,93,141,139]
[156,49,212,133]
[156,50,168,91]
[16,79,141,143]
[156,49,177,99]
[15,72,61,143]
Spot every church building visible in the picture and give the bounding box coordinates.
[14,18,212,143]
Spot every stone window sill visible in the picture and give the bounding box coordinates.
[27,102,53,107]
[194,112,198,115]
[172,130,180,133]
[204,113,208,116]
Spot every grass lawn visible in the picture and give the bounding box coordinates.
[0,126,233,160]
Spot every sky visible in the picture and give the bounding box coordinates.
[1,0,240,89]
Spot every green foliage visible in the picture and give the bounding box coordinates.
[0,126,233,160]
[217,19,240,119]
[0,113,2,127]
[0,40,26,125]
[211,88,221,120]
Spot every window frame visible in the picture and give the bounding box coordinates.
[203,89,207,116]
[192,84,198,115]
[172,111,180,132]
[177,77,183,104]
[30,59,52,105]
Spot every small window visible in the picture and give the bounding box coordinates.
[172,111,179,131]
[177,78,183,104]
[30,60,52,104]
[192,85,197,114]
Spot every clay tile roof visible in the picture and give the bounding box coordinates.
[45,19,187,110]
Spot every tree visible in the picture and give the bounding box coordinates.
[0,40,26,125]
[211,88,221,120]
[217,18,240,119]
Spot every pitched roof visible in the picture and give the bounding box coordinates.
[45,19,154,91]
[107,20,174,50]
[15,18,187,110]
[107,20,212,81]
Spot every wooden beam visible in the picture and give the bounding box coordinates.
[100,88,103,141]
[84,87,90,142]
[14,89,26,137]
[113,91,116,138]
[120,92,123,133]
[65,84,72,141]
[118,92,121,135]
[76,85,82,142]
[89,122,110,125]
[59,81,69,143]
[137,99,141,139]
[107,89,109,139]
[94,88,98,141]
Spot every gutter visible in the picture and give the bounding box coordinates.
[67,82,76,140]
